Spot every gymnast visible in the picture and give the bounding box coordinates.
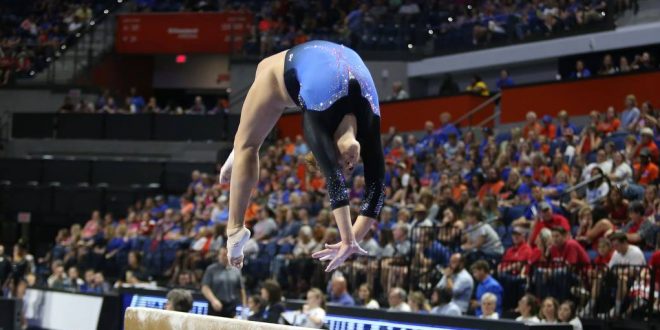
[220,40,385,272]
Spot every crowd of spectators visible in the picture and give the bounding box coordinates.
[568,50,659,80]
[3,91,660,327]
[57,87,230,115]
[132,0,615,57]
[0,0,110,85]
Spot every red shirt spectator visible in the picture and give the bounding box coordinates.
[594,248,613,266]
[499,227,533,275]
[539,116,556,140]
[549,227,590,265]
[529,202,571,247]
[633,128,659,163]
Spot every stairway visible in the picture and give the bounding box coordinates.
[19,10,119,86]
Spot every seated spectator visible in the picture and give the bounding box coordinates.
[496,69,515,91]
[528,202,571,247]
[387,81,409,101]
[430,287,462,316]
[540,297,560,324]
[381,223,411,258]
[165,289,193,312]
[187,96,206,114]
[598,54,618,75]
[558,300,583,330]
[620,201,655,247]
[387,287,411,312]
[633,148,659,186]
[466,75,489,97]
[523,112,542,139]
[62,266,84,291]
[498,226,532,276]
[540,115,557,140]
[576,124,601,157]
[81,210,102,240]
[620,94,641,132]
[575,206,613,250]
[633,128,660,163]
[435,253,474,314]
[608,232,646,317]
[328,275,355,306]
[408,291,431,313]
[515,294,540,324]
[434,112,460,145]
[292,288,326,328]
[556,110,578,139]
[47,260,67,289]
[244,295,265,321]
[461,210,504,265]
[598,107,621,135]
[570,60,591,79]
[470,260,503,317]
[357,283,380,309]
[479,293,499,320]
[550,226,590,266]
[608,151,633,187]
[258,280,285,323]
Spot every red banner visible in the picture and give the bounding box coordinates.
[116,12,252,54]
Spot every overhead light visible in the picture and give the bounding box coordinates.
[75,33,81,38]
[428,29,434,35]
[448,17,454,22]
[467,5,473,9]
[90,20,96,26]
[29,71,35,76]
[103,9,109,14]
[118,0,123,3]
[407,44,413,49]
[46,57,52,62]
[601,11,606,16]
[61,45,67,50]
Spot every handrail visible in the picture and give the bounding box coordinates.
[474,112,498,128]
[452,92,500,126]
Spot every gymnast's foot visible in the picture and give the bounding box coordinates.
[312,241,368,272]
[226,226,251,269]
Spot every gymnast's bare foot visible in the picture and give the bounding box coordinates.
[226,226,250,269]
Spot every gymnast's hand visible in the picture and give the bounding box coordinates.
[312,241,368,272]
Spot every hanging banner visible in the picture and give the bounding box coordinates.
[116,12,252,54]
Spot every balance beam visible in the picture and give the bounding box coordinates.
[124,307,308,330]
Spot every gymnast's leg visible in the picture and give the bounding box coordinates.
[226,57,288,268]
[303,109,367,272]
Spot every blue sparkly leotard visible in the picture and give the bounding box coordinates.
[283,41,385,219]
[284,40,380,116]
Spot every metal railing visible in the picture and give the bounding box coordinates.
[452,93,501,128]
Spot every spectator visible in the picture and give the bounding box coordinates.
[515,294,540,324]
[540,297,560,324]
[345,4,368,47]
[328,275,355,306]
[293,288,326,328]
[619,56,632,73]
[408,291,431,313]
[522,112,542,139]
[608,232,646,267]
[47,260,67,289]
[470,260,503,317]
[381,223,411,258]
[575,206,613,251]
[466,75,490,97]
[63,266,84,291]
[257,280,285,323]
[435,253,474,313]
[499,226,533,276]
[81,210,102,240]
[633,128,660,163]
[243,295,265,321]
[570,60,591,79]
[528,202,571,247]
[496,69,515,91]
[540,115,557,140]
[598,107,621,135]
[479,293,499,319]
[620,94,640,132]
[357,283,380,309]
[620,201,654,246]
[430,287,462,316]
[633,148,659,186]
[388,81,409,101]
[165,289,193,312]
[387,287,411,312]
[188,96,206,114]
[201,247,247,318]
[598,54,617,75]
[438,74,460,96]
[549,226,590,266]
[461,210,504,264]
[558,300,583,330]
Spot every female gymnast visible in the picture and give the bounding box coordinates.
[220,40,385,272]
